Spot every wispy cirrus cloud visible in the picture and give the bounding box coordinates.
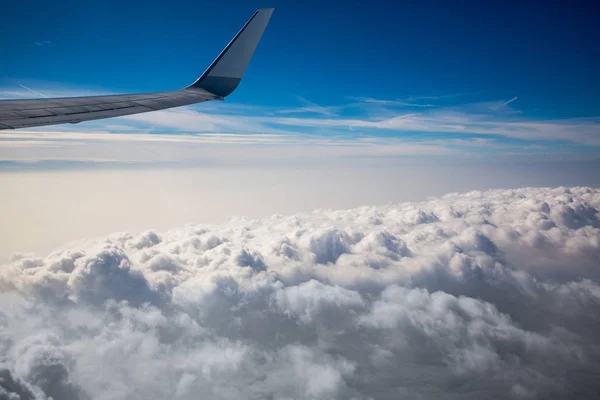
[16,83,48,98]
[273,96,342,116]
[348,97,436,108]
[34,40,53,47]
[0,130,458,168]
[0,81,111,100]
[264,112,600,145]
[1,83,599,149]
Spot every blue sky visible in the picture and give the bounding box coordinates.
[1,0,599,157]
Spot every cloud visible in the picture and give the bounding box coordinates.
[124,98,596,147]
[34,41,53,47]
[273,96,341,116]
[0,131,456,167]
[0,83,110,102]
[350,97,436,108]
[2,82,597,148]
[16,84,48,99]
[1,186,600,399]
[0,369,37,400]
[120,108,272,134]
[266,113,600,146]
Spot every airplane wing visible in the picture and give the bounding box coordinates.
[0,8,274,131]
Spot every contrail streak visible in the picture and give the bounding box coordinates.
[17,83,49,98]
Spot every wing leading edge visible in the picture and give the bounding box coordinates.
[0,8,274,131]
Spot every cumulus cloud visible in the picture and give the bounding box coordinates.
[1,186,600,399]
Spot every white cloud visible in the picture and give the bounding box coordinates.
[0,84,110,101]
[16,84,48,99]
[503,96,519,106]
[120,108,273,134]
[3,83,597,147]
[1,186,600,399]
[33,41,53,47]
[349,97,436,107]
[0,131,455,166]
[266,113,600,146]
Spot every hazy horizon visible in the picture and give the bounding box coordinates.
[3,154,599,260]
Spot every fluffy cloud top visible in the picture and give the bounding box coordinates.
[1,186,600,399]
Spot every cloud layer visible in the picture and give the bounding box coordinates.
[1,186,600,399]
[3,84,599,150]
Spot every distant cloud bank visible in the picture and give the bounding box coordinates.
[1,186,600,399]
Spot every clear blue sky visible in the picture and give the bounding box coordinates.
[1,0,599,153]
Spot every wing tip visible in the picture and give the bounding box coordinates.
[189,7,275,98]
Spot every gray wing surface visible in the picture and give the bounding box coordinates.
[0,89,216,130]
[0,8,274,131]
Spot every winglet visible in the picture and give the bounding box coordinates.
[189,8,274,98]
